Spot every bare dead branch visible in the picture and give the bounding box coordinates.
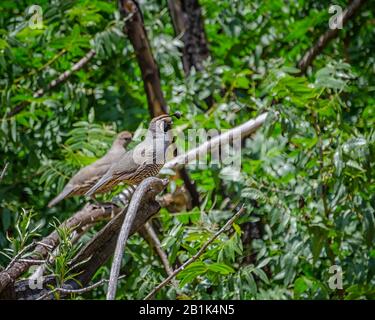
[107,177,169,300]
[298,0,366,74]
[144,206,245,300]
[4,242,38,272]
[164,112,270,170]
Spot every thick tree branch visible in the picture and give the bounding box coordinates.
[119,0,168,117]
[144,206,245,300]
[107,177,168,300]
[168,0,210,74]
[298,0,366,74]
[164,112,270,170]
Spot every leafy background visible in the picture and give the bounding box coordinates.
[0,0,374,299]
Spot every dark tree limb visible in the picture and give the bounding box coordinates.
[7,49,96,117]
[168,0,210,74]
[168,0,212,207]
[178,167,200,208]
[298,0,367,74]
[119,0,168,117]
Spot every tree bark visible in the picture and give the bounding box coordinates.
[2,178,168,300]
[168,0,212,207]
[298,0,366,74]
[168,0,210,74]
[119,0,168,117]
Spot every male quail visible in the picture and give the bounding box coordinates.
[85,113,180,197]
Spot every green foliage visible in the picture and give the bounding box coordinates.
[0,208,41,262]
[0,0,374,300]
[46,219,84,294]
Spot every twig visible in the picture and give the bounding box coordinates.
[143,222,175,279]
[37,275,126,300]
[14,49,67,84]
[30,224,94,280]
[4,242,37,271]
[0,163,9,181]
[16,259,45,264]
[106,177,168,300]
[7,49,96,117]
[298,0,366,74]
[143,206,245,300]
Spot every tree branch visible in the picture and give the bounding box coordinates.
[107,178,168,300]
[7,49,96,117]
[142,222,175,278]
[37,275,126,300]
[119,0,168,117]
[0,163,9,182]
[144,206,245,300]
[298,0,366,74]
[164,112,270,170]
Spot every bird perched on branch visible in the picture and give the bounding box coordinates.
[48,131,133,207]
[85,112,181,197]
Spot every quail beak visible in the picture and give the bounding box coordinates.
[171,111,182,119]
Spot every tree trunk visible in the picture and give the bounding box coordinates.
[120,0,168,117]
[168,0,210,74]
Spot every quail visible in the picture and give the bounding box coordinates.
[85,112,181,197]
[47,131,133,207]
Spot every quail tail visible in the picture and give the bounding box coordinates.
[85,173,112,197]
[48,186,74,207]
